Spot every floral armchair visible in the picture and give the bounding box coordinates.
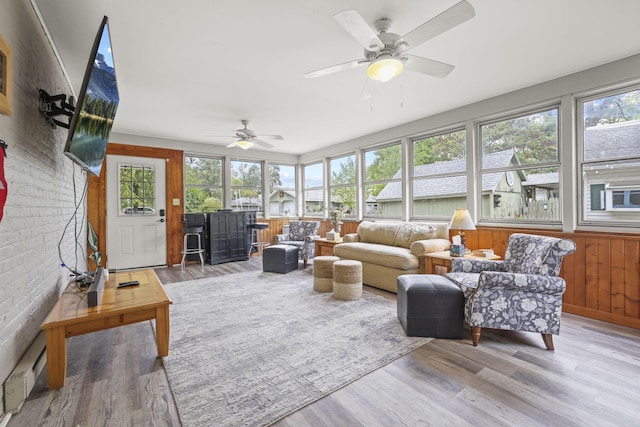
[274,221,320,268]
[446,233,576,350]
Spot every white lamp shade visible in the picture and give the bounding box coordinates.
[449,208,476,231]
[367,57,404,82]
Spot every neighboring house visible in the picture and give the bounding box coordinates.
[230,196,262,212]
[303,188,325,213]
[583,120,640,221]
[375,150,534,219]
[268,190,296,216]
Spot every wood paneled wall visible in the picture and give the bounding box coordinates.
[87,143,184,268]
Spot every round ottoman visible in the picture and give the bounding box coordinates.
[333,260,363,301]
[313,256,340,292]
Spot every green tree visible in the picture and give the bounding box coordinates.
[481,110,558,165]
[584,89,640,127]
[331,156,356,212]
[414,130,465,165]
[366,145,401,196]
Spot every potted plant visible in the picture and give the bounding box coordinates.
[329,209,344,235]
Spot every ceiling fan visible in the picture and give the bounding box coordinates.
[211,120,284,150]
[304,0,475,84]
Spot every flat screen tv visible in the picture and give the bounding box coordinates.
[63,16,118,177]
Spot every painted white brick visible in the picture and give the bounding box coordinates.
[0,0,91,415]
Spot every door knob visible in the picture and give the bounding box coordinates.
[158,218,165,223]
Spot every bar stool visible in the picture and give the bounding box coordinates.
[181,226,205,270]
[250,223,270,257]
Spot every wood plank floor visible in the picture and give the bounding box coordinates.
[8,257,640,426]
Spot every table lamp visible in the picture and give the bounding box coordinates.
[449,208,476,249]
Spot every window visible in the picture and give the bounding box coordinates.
[303,162,324,216]
[268,163,296,217]
[410,129,466,219]
[231,160,263,214]
[329,154,356,217]
[119,164,156,215]
[479,107,560,222]
[579,86,640,225]
[363,143,402,218]
[184,155,223,213]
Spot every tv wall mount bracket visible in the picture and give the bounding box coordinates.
[39,89,75,129]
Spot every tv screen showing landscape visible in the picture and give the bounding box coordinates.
[64,16,119,177]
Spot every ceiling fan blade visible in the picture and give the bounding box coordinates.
[400,0,475,49]
[404,54,455,79]
[226,141,238,148]
[304,58,368,79]
[253,139,274,149]
[255,134,284,140]
[334,10,384,51]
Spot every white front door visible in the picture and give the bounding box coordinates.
[106,155,167,269]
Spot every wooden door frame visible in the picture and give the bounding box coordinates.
[87,143,184,269]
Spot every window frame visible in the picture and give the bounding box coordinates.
[328,153,357,219]
[268,162,297,217]
[184,154,225,213]
[409,127,467,221]
[477,105,562,225]
[577,84,640,227]
[230,158,264,215]
[362,141,403,220]
[302,161,324,217]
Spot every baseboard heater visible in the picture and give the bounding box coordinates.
[3,331,47,413]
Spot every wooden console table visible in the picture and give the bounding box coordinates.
[423,250,501,275]
[315,237,343,256]
[40,269,172,389]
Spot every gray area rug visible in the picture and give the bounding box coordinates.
[162,268,431,426]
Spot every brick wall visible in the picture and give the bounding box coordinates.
[0,0,87,414]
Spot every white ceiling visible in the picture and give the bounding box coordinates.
[33,0,640,156]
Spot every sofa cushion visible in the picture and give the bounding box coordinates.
[356,221,438,249]
[394,223,437,248]
[357,221,397,246]
[334,242,419,270]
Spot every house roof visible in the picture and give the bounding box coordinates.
[584,120,640,160]
[376,149,516,200]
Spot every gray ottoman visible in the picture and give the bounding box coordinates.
[263,244,298,274]
[397,274,464,338]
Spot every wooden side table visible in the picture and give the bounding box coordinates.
[314,238,342,256]
[423,250,500,275]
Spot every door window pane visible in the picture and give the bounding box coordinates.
[119,164,156,215]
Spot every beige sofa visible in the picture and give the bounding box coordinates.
[333,221,450,293]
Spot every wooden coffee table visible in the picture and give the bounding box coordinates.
[424,250,500,275]
[40,269,172,389]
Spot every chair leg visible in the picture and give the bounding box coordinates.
[541,333,555,351]
[471,326,481,346]
[303,259,308,269]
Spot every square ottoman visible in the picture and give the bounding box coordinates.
[397,274,464,339]
[263,244,298,274]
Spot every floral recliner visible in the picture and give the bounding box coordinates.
[274,221,320,268]
[446,233,576,350]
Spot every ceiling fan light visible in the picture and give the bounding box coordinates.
[367,57,403,82]
[235,139,254,150]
